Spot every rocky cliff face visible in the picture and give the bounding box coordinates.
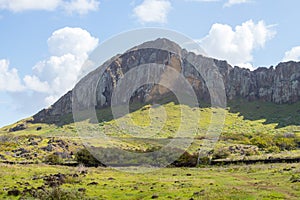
[33,38,300,123]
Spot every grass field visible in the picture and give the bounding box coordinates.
[0,99,299,199]
[0,163,299,199]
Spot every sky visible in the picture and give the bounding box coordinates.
[1,0,300,127]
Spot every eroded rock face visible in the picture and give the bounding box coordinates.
[33,38,300,123]
[227,62,300,103]
[33,91,72,124]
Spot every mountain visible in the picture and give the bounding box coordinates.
[1,39,300,200]
[33,38,300,124]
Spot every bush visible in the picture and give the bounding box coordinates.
[44,154,63,165]
[197,156,211,165]
[212,148,231,159]
[250,135,274,149]
[34,187,85,200]
[274,137,297,151]
[265,146,280,153]
[75,148,105,167]
[171,151,198,167]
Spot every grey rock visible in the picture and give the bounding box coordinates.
[0,154,6,160]
[32,38,300,124]
[9,123,27,132]
[29,141,38,146]
[41,144,53,152]
[54,151,71,159]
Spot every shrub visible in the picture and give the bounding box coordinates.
[34,187,85,200]
[197,156,211,165]
[75,148,105,167]
[212,148,231,159]
[250,135,274,149]
[171,151,198,167]
[274,137,297,151]
[265,146,280,153]
[44,154,63,165]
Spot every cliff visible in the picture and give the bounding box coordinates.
[33,38,300,123]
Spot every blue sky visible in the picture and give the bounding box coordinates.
[1,0,300,127]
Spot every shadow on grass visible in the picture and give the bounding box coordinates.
[34,92,300,130]
[228,99,300,128]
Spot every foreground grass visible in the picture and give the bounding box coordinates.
[0,163,299,199]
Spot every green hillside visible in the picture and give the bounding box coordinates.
[0,100,300,199]
[0,99,299,166]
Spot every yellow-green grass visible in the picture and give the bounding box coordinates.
[0,163,299,199]
[0,100,299,165]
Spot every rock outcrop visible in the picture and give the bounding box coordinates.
[33,38,300,123]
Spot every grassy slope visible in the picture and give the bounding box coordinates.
[0,100,300,164]
[0,100,300,199]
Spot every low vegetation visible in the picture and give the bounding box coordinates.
[0,99,299,198]
[0,163,299,199]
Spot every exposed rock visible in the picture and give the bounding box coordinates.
[0,154,6,160]
[193,189,205,196]
[55,139,69,149]
[33,91,72,124]
[87,181,98,186]
[41,144,53,152]
[12,148,30,157]
[78,188,86,192]
[29,141,38,146]
[7,189,21,196]
[9,123,27,132]
[43,173,66,187]
[283,132,295,138]
[227,145,259,156]
[32,38,300,124]
[54,151,71,159]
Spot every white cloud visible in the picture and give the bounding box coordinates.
[283,46,300,62]
[62,0,99,15]
[0,0,61,12]
[200,20,276,68]
[185,0,220,2]
[0,59,25,92]
[238,63,255,71]
[48,27,98,56]
[23,75,50,92]
[133,0,172,24]
[224,0,251,7]
[0,0,99,14]
[1,27,98,107]
[28,27,99,105]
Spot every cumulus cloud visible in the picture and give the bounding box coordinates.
[185,0,220,2]
[0,0,61,12]
[0,59,24,92]
[133,0,172,24]
[1,27,98,107]
[0,0,99,14]
[62,0,99,15]
[23,75,50,93]
[200,20,276,69]
[224,0,251,7]
[48,27,98,56]
[283,46,300,62]
[28,27,99,105]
